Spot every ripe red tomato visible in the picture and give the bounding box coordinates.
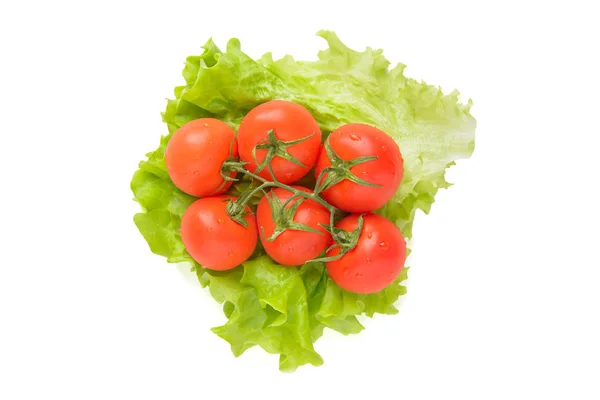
[256,186,331,266]
[166,118,237,197]
[314,123,403,213]
[181,195,257,271]
[237,100,322,184]
[326,213,406,294]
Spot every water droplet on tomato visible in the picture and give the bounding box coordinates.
[285,173,293,179]
[381,145,387,151]
[204,123,209,128]
[362,171,368,175]
[355,272,363,277]
[366,257,372,264]
[217,218,223,224]
[288,246,294,253]
[367,232,373,239]
[228,250,234,256]
[379,241,389,250]
[349,134,360,141]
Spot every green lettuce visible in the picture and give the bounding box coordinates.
[131,31,475,371]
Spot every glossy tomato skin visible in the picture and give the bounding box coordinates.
[165,118,237,197]
[181,195,257,271]
[237,100,322,184]
[326,214,406,294]
[256,186,331,266]
[315,123,403,213]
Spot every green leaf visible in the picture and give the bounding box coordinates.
[131,31,475,371]
[131,169,195,263]
[202,257,323,372]
[260,30,475,238]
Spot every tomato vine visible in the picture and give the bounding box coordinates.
[220,131,379,263]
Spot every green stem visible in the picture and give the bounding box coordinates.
[280,194,299,212]
[314,168,329,195]
[231,165,336,212]
[236,181,274,208]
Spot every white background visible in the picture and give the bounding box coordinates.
[1,1,599,399]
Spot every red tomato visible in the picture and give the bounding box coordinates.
[166,118,237,197]
[256,186,331,266]
[315,123,403,213]
[237,100,322,184]
[326,213,406,294]
[181,195,257,270]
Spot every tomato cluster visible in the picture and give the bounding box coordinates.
[165,100,406,294]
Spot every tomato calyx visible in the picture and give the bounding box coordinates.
[262,192,323,242]
[252,129,314,176]
[311,214,365,263]
[224,198,253,228]
[315,140,383,195]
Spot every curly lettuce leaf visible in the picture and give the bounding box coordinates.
[203,257,322,371]
[131,31,475,371]
[195,256,408,371]
[259,31,475,237]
